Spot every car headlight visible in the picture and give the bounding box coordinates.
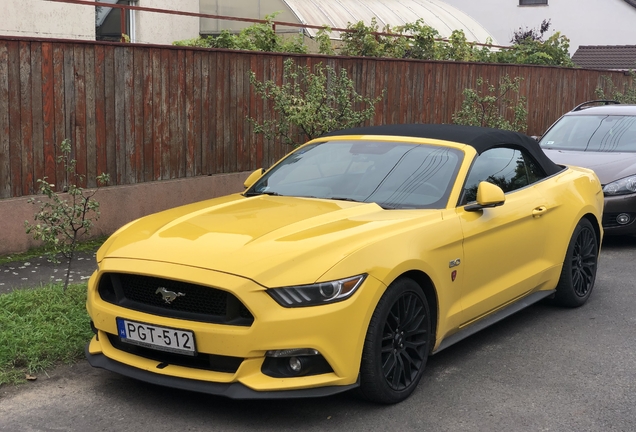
[603,175,636,196]
[267,275,366,308]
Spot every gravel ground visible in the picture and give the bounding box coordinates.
[0,251,98,294]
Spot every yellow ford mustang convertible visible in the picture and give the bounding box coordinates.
[86,124,604,404]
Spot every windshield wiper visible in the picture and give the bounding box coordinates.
[332,196,397,209]
[244,190,283,197]
[378,203,397,210]
[329,196,362,203]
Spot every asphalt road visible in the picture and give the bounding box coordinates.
[1,236,635,432]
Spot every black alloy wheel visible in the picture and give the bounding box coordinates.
[554,218,598,307]
[358,278,431,404]
[571,223,597,297]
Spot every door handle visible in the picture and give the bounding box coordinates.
[532,206,547,218]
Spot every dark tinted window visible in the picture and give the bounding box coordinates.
[519,0,548,4]
[463,147,546,203]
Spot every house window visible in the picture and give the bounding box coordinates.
[519,0,548,5]
[96,0,134,41]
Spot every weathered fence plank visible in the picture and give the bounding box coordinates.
[73,44,87,184]
[19,41,34,195]
[30,43,44,192]
[84,45,97,187]
[0,43,10,199]
[132,47,145,184]
[8,41,22,197]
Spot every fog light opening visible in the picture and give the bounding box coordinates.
[262,350,334,378]
[289,356,302,373]
[617,213,631,225]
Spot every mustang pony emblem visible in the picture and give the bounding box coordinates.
[155,287,185,304]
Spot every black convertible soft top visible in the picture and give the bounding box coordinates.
[324,124,563,176]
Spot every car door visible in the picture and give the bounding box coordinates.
[457,146,552,326]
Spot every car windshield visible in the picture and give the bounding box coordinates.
[245,140,463,209]
[540,115,636,152]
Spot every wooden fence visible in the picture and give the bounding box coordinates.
[0,36,632,199]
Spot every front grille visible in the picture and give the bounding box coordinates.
[107,334,243,373]
[602,212,636,228]
[98,273,254,326]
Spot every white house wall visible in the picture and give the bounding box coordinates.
[0,0,199,46]
[199,0,300,34]
[0,0,95,40]
[441,0,636,53]
[134,0,200,44]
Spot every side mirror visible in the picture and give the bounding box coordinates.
[465,181,505,212]
[243,168,264,189]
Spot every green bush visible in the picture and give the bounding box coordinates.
[249,59,384,147]
[174,13,307,54]
[174,16,575,67]
[453,75,528,133]
[24,139,109,291]
[595,70,636,103]
[492,32,574,67]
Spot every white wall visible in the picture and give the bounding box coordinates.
[199,0,299,34]
[0,0,95,40]
[0,0,200,45]
[441,0,636,53]
[134,0,200,44]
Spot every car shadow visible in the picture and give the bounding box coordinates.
[601,235,636,249]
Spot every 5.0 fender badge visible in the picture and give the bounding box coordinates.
[155,287,185,304]
[449,259,461,268]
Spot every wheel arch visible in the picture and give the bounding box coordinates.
[397,270,439,355]
[581,212,602,252]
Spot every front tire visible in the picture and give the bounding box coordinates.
[554,218,598,308]
[357,278,431,404]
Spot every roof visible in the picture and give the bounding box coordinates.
[571,45,636,70]
[565,105,636,116]
[281,0,498,44]
[324,124,562,176]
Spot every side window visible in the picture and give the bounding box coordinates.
[462,147,546,203]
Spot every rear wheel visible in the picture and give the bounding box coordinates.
[357,278,431,404]
[554,218,598,307]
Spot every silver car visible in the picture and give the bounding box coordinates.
[539,101,636,236]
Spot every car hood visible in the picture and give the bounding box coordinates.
[98,194,439,287]
[542,149,636,185]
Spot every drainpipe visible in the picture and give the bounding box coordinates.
[120,4,126,42]
[130,0,137,42]
[120,0,137,43]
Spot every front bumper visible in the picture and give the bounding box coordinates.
[603,193,636,235]
[85,345,359,399]
[86,258,385,397]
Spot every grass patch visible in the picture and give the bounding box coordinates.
[0,283,92,385]
[0,236,107,266]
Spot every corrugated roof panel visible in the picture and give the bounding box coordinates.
[282,0,497,44]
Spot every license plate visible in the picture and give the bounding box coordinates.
[116,318,196,356]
